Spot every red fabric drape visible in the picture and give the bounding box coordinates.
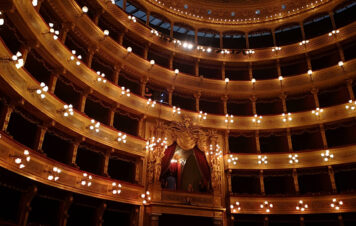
[193,147,211,182]
[160,143,177,176]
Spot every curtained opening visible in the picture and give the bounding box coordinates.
[160,143,211,193]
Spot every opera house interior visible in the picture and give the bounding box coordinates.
[1,0,356,225]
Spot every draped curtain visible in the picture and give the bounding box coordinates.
[193,147,211,182]
[160,143,177,176]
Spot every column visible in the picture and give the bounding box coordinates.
[338,214,345,226]
[292,168,300,194]
[94,201,107,226]
[221,62,226,80]
[195,59,199,76]
[194,29,198,45]
[346,79,355,100]
[167,88,174,106]
[58,194,73,226]
[118,31,125,45]
[245,32,249,49]
[259,169,265,195]
[48,73,59,94]
[113,65,121,85]
[143,44,149,60]
[170,22,174,38]
[101,149,111,177]
[0,103,14,131]
[68,140,81,167]
[264,216,269,226]
[123,0,127,12]
[33,125,48,152]
[213,217,223,226]
[299,22,306,40]
[108,106,117,127]
[18,185,37,226]
[135,157,143,184]
[227,169,232,193]
[150,214,160,226]
[248,63,253,80]
[169,53,174,70]
[85,47,97,68]
[59,22,74,43]
[146,11,150,26]
[138,115,146,138]
[93,10,104,25]
[272,29,277,46]
[194,92,201,112]
[140,77,149,97]
[328,165,338,193]
[221,95,228,115]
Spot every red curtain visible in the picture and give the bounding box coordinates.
[160,143,177,176]
[193,147,211,182]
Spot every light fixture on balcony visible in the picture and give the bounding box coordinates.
[182,42,194,50]
[260,201,273,213]
[150,60,155,65]
[258,155,268,164]
[328,30,339,36]
[278,76,283,81]
[89,119,100,133]
[11,150,31,169]
[308,69,313,75]
[312,107,323,116]
[227,155,238,165]
[126,46,132,53]
[252,114,262,124]
[69,50,82,66]
[128,15,136,22]
[338,61,344,67]
[296,200,308,212]
[321,150,333,162]
[150,29,159,37]
[282,113,292,122]
[330,198,343,210]
[61,104,74,117]
[120,86,130,97]
[0,11,4,26]
[245,49,255,55]
[112,182,122,194]
[206,47,212,53]
[346,100,356,110]
[82,6,89,13]
[198,111,207,120]
[272,46,282,52]
[96,71,107,83]
[230,201,241,213]
[221,49,230,54]
[174,69,179,75]
[103,29,110,36]
[289,154,298,164]
[173,106,181,114]
[251,78,256,83]
[47,167,61,181]
[29,82,48,99]
[225,78,230,83]
[147,98,156,108]
[299,40,309,46]
[117,132,127,143]
[47,23,60,40]
[0,51,24,69]
[225,114,234,123]
[32,0,38,6]
[141,191,151,204]
[80,173,93,187]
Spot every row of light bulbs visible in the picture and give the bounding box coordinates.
[230,198,343,213]
[227,149,335,166]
